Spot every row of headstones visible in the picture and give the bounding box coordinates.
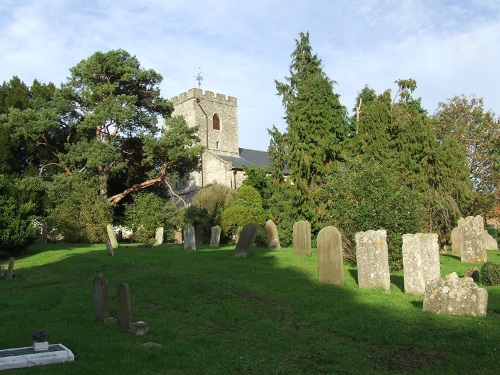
[0,257,15,280]
[105,224,166,252]
[450,215,498,262]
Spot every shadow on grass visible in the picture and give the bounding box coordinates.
[0,243,499,375]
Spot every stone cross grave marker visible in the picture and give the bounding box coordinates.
[234,223,259,258]
[423,272,488,317]
[7,257,15,280]
[265,220,280,249]
[93,275,110,323]
[355,230,390,291]
[117,283,132,331]
[293,220,311,256]
[317,226,344,286]
[402,233,441,295]
[106,224,119,249]
[155,227,164,245]
[210,226,221,248]
[459,216,487,263]
[183,225,196,251]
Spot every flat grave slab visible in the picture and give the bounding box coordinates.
[0,344,74,371]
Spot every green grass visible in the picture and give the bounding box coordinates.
[1,244,499,374]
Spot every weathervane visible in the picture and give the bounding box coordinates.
[195,67,204,89]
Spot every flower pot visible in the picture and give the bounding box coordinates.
[33,341,49,351]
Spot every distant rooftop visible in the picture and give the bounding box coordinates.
[216,148,270,170]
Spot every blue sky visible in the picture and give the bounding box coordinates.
[1,0,499,151]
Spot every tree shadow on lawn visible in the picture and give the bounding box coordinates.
[0,243,499,375]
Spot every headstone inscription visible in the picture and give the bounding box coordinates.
[459,216,487,263]
[293,220,311,256]
[355,230,390,291]
[317,226,344,286]
[402,233,441,295]
[93,275,109,323]
[234,223,259,258]
[117,283,132,331]
[265,220,280,249]
[210,226,221,248]
[183,225,196,251]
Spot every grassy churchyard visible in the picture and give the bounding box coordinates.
[1,243,499,374]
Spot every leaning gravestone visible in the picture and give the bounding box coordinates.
[317,226,344,286]
[423,272,488,317]
[234,223,259,258]
[155,227,164,245]
[402,233,441,295]
[117,283,132,331]
[7,257,14,280]
[93,275,110,323]
[293,220,311,256]
[106,224,119,249]
[210,226,221,248]
[265,220,280,249]
[450,226,461,256]
[459,216,487,263]
[183,225,196,251]
[355,230,390,291]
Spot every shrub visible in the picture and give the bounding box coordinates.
[0,175,38,255]
[480,262,500,286]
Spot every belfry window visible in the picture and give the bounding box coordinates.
[213,114,220,130]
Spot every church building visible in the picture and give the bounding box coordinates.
[170,88,270,200]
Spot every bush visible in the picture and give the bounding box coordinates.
[0,175,38,255]
[125,192,181,246]
[480,262,500,286]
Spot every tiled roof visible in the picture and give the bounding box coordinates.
[215,148,270,170]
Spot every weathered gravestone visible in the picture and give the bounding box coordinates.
[117,283,132,331]
[7,257,15,280]
[402,233,441,295]
[106,241,114,256]
[93,275,109,323]
[483,231,498,250]
[450,226,461,256]
[355,230,390,291]
[293,220,311,256]
[174,228,182,244]
[183,225,196,251]
[210,226,221,248]
[317,226,344,286]
[234,223,259,258]
[265,220,280,249]
[423,272,488,317]
[459,216,487,263]
[106,224,119,249]
[155,227,164,245]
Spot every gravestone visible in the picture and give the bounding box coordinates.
[174,228,182,244]
[355,230,390,291]
[106,224,119,249]
[183,225,196,251]
[195,225,203,245]
[402,233,441,295]
[210,226,221,247]
[317,226,344,286]
[459,216,487,263]
[483,231,498,250]
[7,257,15,280]
[293,220,311,256]
[423,272,488,317]
[265,220,280,249]
[0,266,4,278]
[234,223,259,258]
[450,226,461,256]
[93,275,109,323]
[106,241,114,256]
[155,227,164,245]
[117,283,132,331]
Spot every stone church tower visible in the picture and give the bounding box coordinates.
[170,88,270,201]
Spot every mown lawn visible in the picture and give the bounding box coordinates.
[1,243,499,374]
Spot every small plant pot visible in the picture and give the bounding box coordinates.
[33,341,49,351]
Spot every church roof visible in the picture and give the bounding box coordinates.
[215,148,270,171]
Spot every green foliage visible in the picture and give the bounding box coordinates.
[242,166,272,210]
[0,175,38,255]
[325,160,422,269]
[47,174,112,243]
[220,185,266,242]
[125,192,180,246]
[480,262,500,286]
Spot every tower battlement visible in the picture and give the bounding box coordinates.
[171,88,237,106]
